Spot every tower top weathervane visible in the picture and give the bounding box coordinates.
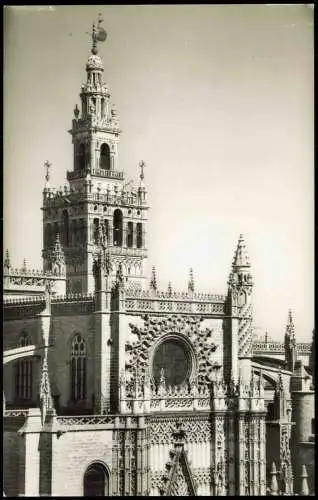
[91,13,107,55]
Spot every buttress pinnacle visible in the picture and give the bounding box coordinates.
[286,309,295,340]
[232,234,251,268]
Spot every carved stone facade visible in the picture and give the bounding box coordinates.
[3,18,314,498]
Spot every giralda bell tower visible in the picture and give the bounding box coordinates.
[42,16,149,294]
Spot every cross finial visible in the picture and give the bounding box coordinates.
[4,249,10,270]
[44,161,51,183]
[139,160,146,181]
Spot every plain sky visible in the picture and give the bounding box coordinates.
[4,5,314,341]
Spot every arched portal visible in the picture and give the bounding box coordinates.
[99,143,111,170]
[83,462,109,496]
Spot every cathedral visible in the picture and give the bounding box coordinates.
[3,19,315,497]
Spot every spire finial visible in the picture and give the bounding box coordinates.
[44,160,51,184]
[232,233,251,268]
[139,160,146,181]
[276,369,284,395]
[4,249,10,270]
[300,464,309,495]
[21,258,27,273]
[168,281,172,296]
[269,462,279,495]
[74,104,79,119]
[150,266,157,291]
[188,267,195,293]
[54,232,62,251]
[286,308,296,342]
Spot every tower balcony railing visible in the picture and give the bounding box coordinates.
[107,246,148,258]
[66,168,124,181]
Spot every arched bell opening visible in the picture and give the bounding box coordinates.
[99,143,111,170]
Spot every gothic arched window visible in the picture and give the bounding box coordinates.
[15,331,33,402]
[62,210,69,247]
[99,143,111,170]
[84,463,109,497]
[101,98,105,118]
[78,143,86,171]
[127,221,133,248]
[71,334,86,402]
[113,209,123,247]
[136,223,143,249]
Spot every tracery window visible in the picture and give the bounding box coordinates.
[71,334,87,402]
[152,338,191,387]
[15,331,33,401]
[84,463,109,496]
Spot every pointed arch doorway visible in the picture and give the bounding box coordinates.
[83,462,109,496]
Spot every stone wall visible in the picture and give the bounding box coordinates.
[3,419,26,496]
[49,314,96,412]
[50,429,113,496]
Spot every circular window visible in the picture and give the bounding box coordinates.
[152,338,191,387]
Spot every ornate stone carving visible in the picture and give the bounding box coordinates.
[40,357,54,424]
[158,420,197,496]
[126,315,218,385]
[149,417,211,445]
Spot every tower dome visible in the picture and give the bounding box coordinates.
[86,54,103,71]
